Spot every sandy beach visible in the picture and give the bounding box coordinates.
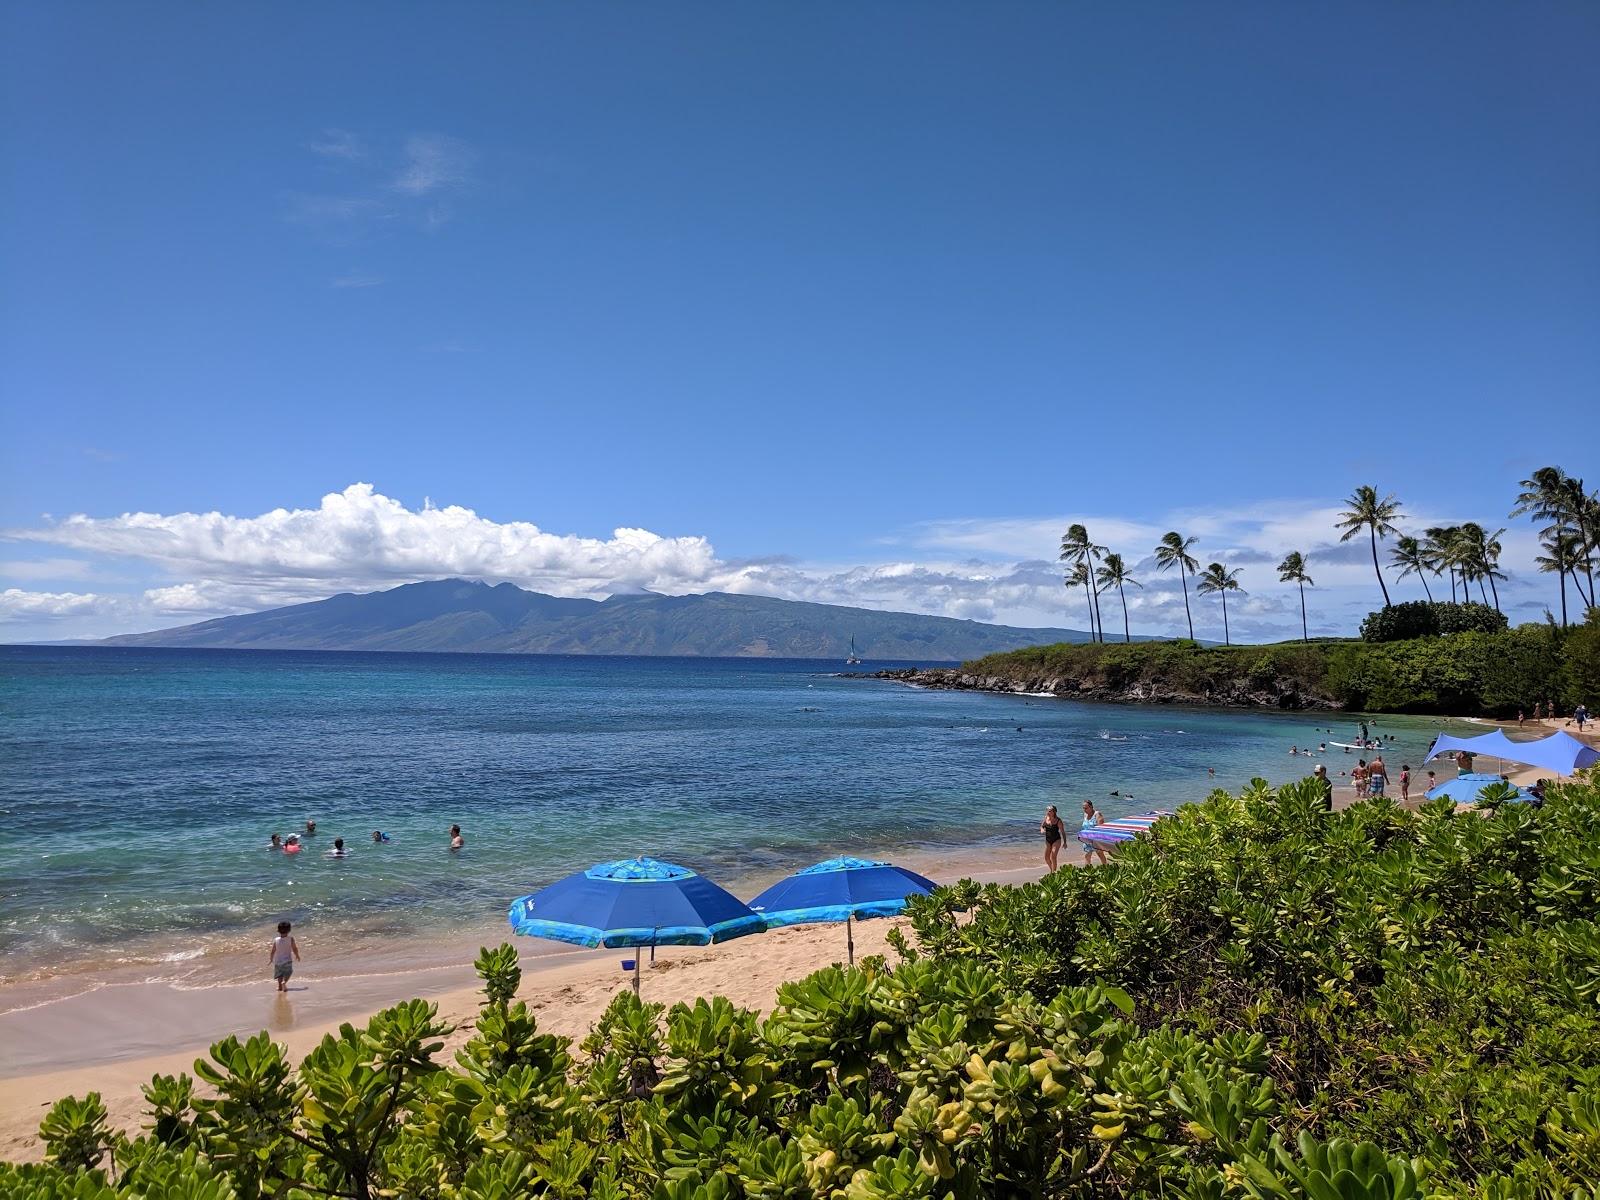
[0,851,1041,1161]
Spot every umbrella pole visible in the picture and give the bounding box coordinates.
[632,955,640,996]
[846,915,854,967]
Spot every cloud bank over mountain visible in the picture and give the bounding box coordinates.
[0,482,1553,643]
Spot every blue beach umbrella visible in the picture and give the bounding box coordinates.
[1426,773,1528,806]
[747,856,937,965]
[508,857,765,992]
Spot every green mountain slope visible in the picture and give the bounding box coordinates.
[98,578,1104,660]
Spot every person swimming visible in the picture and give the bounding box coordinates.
[304,820,317,837]
[329,837,347,858]
[284,834,302,855]
[269,833,283,851]
[449,824,464,851]
[372,830,390,843]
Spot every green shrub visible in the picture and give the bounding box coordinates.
[1359,601,1506,642]
[17,780,1600,1197]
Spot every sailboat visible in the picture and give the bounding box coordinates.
[845,635,862,665]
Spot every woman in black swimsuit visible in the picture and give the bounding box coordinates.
[1041,804,1064,873]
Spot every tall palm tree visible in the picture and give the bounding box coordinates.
[1094,553,1142,644]
[1536,529,1584,628]
[1457,523,1507,613]
[1514,467,1588,616]
[1390,536,1434,602]
[1152,531,1199,641]
[1424,525,1464,601]
[1335,486,1402,608]
[1196,561,1242,646]
[1276,552,1314,642]
[1063,560,1094,636]
[1059,525,1100,642]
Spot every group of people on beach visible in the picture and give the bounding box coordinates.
[1040,798,1113,872]
[1517,700,1588,730]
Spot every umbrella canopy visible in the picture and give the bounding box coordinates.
[747,856,936,928]
[507,856,765,949]
[1426,773,1528,805]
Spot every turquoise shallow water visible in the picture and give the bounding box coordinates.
[0,646,1456,986]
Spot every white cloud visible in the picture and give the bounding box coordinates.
[0,485,1568,644]
[392,134,473,196]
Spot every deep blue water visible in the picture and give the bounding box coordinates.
[0,646,1454,982]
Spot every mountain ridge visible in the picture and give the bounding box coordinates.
[93,578,1116,660]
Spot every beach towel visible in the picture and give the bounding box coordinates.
[1079,809,1172,847]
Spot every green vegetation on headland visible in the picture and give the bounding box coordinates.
[902,604,1600,716]
[13,774,1600,1198]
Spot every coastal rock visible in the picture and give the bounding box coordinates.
[856,667,1340,711]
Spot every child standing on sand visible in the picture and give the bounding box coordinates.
[270,921,300,992]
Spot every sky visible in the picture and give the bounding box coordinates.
[2,2,1596,644]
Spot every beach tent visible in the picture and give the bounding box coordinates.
[1425,729,1599,776]
[1426,773,1528,805]
[1498,730,1599,775]
[508,856,764,993]
[1079,810,1173,849]
[746,856,935,966]
[1423,730,1521,763]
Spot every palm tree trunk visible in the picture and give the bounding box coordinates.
[1488,573,1500,613]
[1298,579,1308,643]
[1089,559,1105,642]
[1560,569,1569,628]
[1477,577,1489,606]
[1118,582,1130,643]
[1448,569,1457,603]
[1221,592,1230,646]
[1370,527,1391,607]
[1419,572,1434,603]
[1180,568,1194,641]
[1081,574,1097,641]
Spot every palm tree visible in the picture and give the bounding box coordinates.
[1196,562,1242,646]
[1059,525,1100,642]
[1335,486,1402,607]
[1094,553,1142,644]
[1424,525,1464,601]
[1390,536,1434,602]
[1063,560,1094,636]
[1514,467,1589,616]
[1152,531,1199,640]
[1536,529,1585,628]
[1457,523,1507,612]
[1276,552,1314,642]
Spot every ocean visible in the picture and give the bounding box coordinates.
[0,645,1457,995]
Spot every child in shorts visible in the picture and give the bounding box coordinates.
[270,920,300,991]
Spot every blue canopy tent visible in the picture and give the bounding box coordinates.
[508,857,765,993]
[747,856,936,966]
[1426,729,1599,776]
[1426,773,1528,806]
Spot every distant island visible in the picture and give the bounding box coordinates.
[88,578,1121,661]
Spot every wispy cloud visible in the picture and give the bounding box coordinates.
[81,446,122,463]
[391,134,474,196]
[308,128,367,161]
[330,271,384,289]
[284,131,476,243]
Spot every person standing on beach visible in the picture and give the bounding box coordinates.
[1078,800,1109,867]
[1040,805,1064,872]
[1312,763,1333,811]
[269,921,300,992]
[1399,764,1411,803]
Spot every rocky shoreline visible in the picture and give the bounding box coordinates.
[848,667,1341,711]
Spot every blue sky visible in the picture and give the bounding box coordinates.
[2,2,1596,642]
